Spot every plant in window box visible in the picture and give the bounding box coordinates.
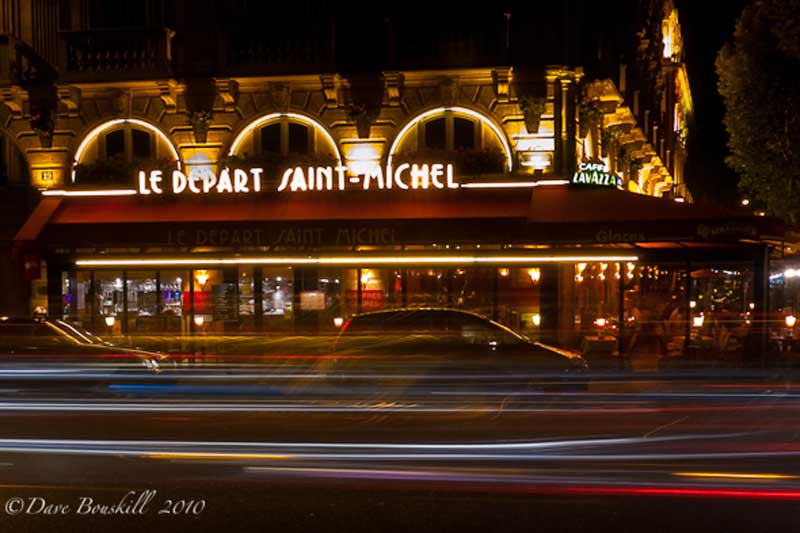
[188,110,212,143]
[394,148,505,176]
[578,98,603,138]
[346,102,379,139]
[518,96,546,134]
[30,110,55,148]
[73,157,177,187]
[73,155,138,186]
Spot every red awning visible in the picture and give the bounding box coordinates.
[19,185,784,243]
[47,189,532,224]
[13,197,63,245]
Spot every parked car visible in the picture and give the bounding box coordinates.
[0,316,171,373]
[331,308,588,390]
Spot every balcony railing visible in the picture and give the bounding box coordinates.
[58,28,174,82]
[219,22,333,76]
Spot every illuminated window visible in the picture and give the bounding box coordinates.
[259,120,311,156]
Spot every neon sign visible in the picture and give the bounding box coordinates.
[278,163,457,192]
[137,163,459,195]
[138,169,263,195]
[572,162,623,188]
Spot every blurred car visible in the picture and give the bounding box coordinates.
[0,316,171,373]
[331,308,588,390]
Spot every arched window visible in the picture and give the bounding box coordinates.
[259,121,311,155]
[389,107,512,175]
[72,119,179,185]
[98,125,154,162]
[227,113,342,179]
[422,115,477,151]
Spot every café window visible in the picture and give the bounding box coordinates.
[259,121,311,155]
[422,115,477,151]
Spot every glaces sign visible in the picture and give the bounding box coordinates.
[571,162,623,189]
[138,163,458,195]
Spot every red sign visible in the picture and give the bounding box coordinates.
[183,291,211,312]
[346,290,385,311]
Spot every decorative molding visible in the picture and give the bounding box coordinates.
[492,67,511,103]
[438,77,458,106]
[112,89,131,116]
[56,85,81,117]
[157,80,178,113]
[215,78,239,112]
[268,83,290,112]
[0,87,25,118]
[319,74,340,106]
[383,71,404,106]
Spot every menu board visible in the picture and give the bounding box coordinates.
[212,283,239,320]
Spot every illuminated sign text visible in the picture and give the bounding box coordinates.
[572,162,623,188]
[278,163,458,192]
[137,163,459,195]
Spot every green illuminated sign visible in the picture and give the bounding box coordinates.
[572,162,623,188]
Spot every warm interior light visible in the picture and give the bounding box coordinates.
[689,300,696,309]
[333,317,344,328]
[786,315,797,328]
[693,315,705,328]
[104,316,116,327]
[594,318,607,328]
[195,270,210,288]
[532,314,541,327]
[498,268,510,277]
[527,268,541,283]
[76,254,640,267]
[194,316,205,327]
[360,270,372,287]
[749,302,755,310]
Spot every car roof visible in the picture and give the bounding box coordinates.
[350,307,491,321]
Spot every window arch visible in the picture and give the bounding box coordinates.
[228,112,342,165]
[71,119,180,183]
[388,107,513,173]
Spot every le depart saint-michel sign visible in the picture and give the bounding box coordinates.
[137,163,459,195]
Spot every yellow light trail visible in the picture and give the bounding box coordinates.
[147,452,291,461]
[674,472,798,481]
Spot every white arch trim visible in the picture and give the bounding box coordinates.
[71,118,182,183]
[228,112,343,165]
[387,106,514,172]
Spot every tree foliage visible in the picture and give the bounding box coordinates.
[716,0,800,223]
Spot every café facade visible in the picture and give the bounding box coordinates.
[9,63,785,356]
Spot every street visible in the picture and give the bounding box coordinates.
[0,364,798,532]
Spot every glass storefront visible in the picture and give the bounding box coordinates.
[59,259,758,363]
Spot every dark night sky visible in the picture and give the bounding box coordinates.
[677,0,749,206]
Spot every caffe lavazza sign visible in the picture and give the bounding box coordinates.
[137,163,459,195]
[571,162,623,188]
